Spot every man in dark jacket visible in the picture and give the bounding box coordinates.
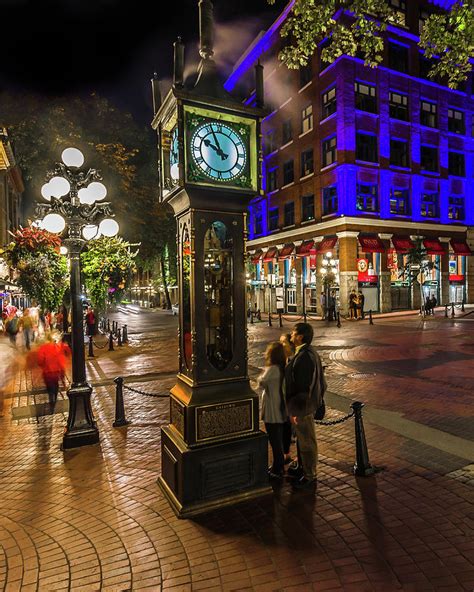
[285,322,326,489]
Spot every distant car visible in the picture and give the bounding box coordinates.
[171,303,179,316]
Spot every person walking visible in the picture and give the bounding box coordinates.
[319,292,326,321]
[4,313,19,346]
[279,334,296,465]
[37,332,70,411]
[285,322,327,490]
[85,307,96,337]
[258,341,288,479]
[349,289,357,320]
[357,290,365,320]
[19,308,34,350]
[327,291,336,322]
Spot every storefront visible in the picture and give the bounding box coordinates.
[449,239,471,303]
[389,235,414,310]
[297,240,317,313]
[422,238,444,304]
[357,234,385,313]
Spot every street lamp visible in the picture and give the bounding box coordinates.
[36,147,119,449]
[320,251,336,320]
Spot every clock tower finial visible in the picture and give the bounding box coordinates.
[199,0,214,60]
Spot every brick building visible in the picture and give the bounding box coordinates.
[226,0,474,316]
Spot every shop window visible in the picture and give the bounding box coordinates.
[390,188,410,215]
[448,152,465,177]
[301,148,314,177]
[264,130,277,155]
[420,100,437,127]
[448,196,465,220]
[448,108,465,134]
[421,192,439,218]
[389,42,409,73]
[284,202,295,226]
[254,211,263,235]
[302,194,315,222]
[356,133,378,162]
[322,136,337,167]
[354,81,377,113]
[282,119,292,145]
[421,146,438,172]
[389,91,409,121]
[299,59,312,87]
[283,160,294,185]
[268,207,279,231]
[390,139,409,168]
[323,185,338,215]
[301,104,313,134]
[322,87,336,119]
[356,183,379,213]
[267,168,277,192]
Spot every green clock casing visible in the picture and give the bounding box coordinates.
[184,105,258,192]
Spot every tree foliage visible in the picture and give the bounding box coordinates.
[267,0,474,88]
[1,226,68,311]
[80,236,138,311]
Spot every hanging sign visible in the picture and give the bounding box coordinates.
[275,287,284,311]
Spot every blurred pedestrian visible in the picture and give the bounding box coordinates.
[327,291,336,321]
[349,289,357,320]
[279,333,296,465]
[319,292,326,320]
[258,341,287,479]
[85,306,96,337]
[0,333,18,417]
[37,332,70,410]
[5,313,19,345]
[357,291,365,320]
[19,308,34,350]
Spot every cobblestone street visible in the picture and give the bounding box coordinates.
[0,308,473,591]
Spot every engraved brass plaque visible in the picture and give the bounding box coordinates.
[170,397,185,436]
[196,399,253,442]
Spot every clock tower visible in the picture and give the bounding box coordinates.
[151,0,269,518]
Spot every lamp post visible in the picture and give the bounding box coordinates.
[320,251,336,321]
[35,147,119,449]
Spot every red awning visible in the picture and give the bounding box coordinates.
[450,239,472,256]
[423,238,445,255]
[317,236,338,254]
[263,246,278,262]
[392,235,415,254]
[358,235,386,253]
[250,249,263,264]
[278,243,295,260]
[295,239,315,257]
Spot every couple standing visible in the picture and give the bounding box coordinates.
[258,322,326,490]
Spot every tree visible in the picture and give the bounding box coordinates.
[267,0,474,89]
[80,236,138,312]
[1,226,68,311]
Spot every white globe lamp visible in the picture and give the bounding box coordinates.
[78,187,95,205]
[49,176,70,198]
[87,182,107,201]
[41,183,53,201]
[61,148,84,168]
[99,218,119,237]
[82,225,100,240]
[59,246,68,255]
[42,213,66,234]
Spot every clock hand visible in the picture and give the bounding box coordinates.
[203,138,228,160]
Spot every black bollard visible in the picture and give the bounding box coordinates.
[122,324,128,342]
[113,377,130,427]
[303,311,307,323]
[278,312,283,328]
[369,310,374,325]
[445,304,448,318]
[117,328,123,347]
[108,331,114,351]
[451,303,455,318]
[88,335,95,358]
[268,311,272,327]
[107,319,110,332]
[250,310,254,324]
[337,312,341,328]
[461,300,465,312]
[351,402,375,476]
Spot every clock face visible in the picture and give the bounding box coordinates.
[170,127,179,181]
[191,121,247,182]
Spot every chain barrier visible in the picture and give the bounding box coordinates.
[315,409,354,426]
[122,383,169,398]
[92,339,108,349]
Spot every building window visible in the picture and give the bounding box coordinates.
[389,91,409,121]
[284,202,295,226]
[388,0,406,26]
[356,133,378,162]
[301,148,314,177]
[448,152,465,177]
[301,194,315,222]
[421,193,439,218]
[254,211,263,235]
[268,207,279,231]
[420,100,437,127]
[323,186,338,215]
[322,136,337,167]
[421,146,438,172]
[419,54,435,80]
[390,188,410,216]
[283,160,294,185]
[299,59,312,87]
[390,139,409,168]
[356,183,379,213]
[267,168,277,192]
[448,108,465,134]
[389,42,409,73]
[282,119,292,145]
[322,87,336,119]
[301,104,313,134]
[419,8,431,33]
[448,196,465,220]
[264,130,276,155]
[354,81,377,113]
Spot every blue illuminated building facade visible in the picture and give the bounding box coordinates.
[227,0,474,315]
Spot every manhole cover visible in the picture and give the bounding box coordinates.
[349,372,377,379]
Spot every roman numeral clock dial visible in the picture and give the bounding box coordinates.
[190,121,247,183]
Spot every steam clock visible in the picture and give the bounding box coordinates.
[152,1,269,517]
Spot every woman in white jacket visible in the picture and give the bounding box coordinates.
[258,341,287,478]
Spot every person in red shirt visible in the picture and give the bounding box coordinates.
[85,307,96,337]
[37,332,71,410]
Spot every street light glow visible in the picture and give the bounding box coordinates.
[49,176,71,197]
[87,181,107,201]
[61,147,84,168]
[82,224,100,240]
[99,218,119,237]
[78,187,95,204]
[41,183,53,201]
[42,213,66,233]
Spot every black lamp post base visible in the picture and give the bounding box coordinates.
[62,383,100,450]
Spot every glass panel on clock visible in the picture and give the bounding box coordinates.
[204,221,234,371]
[182,225,192,372]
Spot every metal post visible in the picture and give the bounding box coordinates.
[278,312,283,328]
[302,278,307,323]
[122,324,128,343]
[108,331,114,351]
[107,319,110,332]
[88,335,94,358]
[250,309,254,324]
[268,311,272,327]
[337,312,341,328]
[351,402,375,477]
[369,310,374,325]
[117,328,123,347]
[461,300,465,312]
[451,303,455,318]
[445,304,448,318]
[113,377,130,427]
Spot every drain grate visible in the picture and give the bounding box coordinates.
[349,372,377,379]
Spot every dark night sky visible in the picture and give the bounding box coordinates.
[1,0,284,124]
